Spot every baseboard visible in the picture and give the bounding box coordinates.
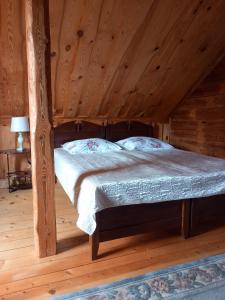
[0,179,8,189]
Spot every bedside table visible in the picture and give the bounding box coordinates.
[0,149,32,192]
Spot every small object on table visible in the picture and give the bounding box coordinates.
[10,116,30,152]
[0,149,32,193]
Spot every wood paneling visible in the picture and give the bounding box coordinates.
[0,125,16,179]
[0,0,28,179]
[170,57,225,158]
[2,0,225,123]
[0,0,28,119]
[50,0,225,121]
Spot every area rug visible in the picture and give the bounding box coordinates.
[51,253,225,299]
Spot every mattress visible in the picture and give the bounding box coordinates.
[54,148,225,235]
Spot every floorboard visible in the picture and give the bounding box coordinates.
[0,184,225,299]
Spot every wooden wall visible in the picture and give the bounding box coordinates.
[0,0,28,119]
[0,1,28,180]
[170,57,225,158]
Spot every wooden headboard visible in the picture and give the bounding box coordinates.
[106,122,153,142]
[54,121,105,148]
[54,121,153,148]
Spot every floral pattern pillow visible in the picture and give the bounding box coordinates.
[116,136,174,151]
[62,138,123,154]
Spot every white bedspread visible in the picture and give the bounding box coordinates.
[54,148,225,235]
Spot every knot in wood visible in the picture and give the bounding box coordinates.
[77,30,84,38]
[65,45,71,51]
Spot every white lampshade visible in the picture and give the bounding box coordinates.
[10,116,30,133]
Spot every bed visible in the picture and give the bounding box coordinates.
[54,121,225,259]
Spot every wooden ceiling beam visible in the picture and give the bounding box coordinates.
[24,0,56,257]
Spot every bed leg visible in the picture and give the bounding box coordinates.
[181,199,192,239]
[89,229,99,260]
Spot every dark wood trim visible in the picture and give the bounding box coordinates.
[91,201,182,260]
[54,121,105,148]
[53,121,154,147]
[99,218,181,242]
[181,199,192,239]
[190,194,225,236]
[90,194,225,259]
[89,219,100,260]
[106,121,153,142]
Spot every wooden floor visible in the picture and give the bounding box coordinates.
[0,185,225,299]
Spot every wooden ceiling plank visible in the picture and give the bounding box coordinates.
[118,0,199,118]
[147,0,225,121]
[96,0,157,118]
[76,0,153,118]
[65,0,104,118]
[50,0,86,116]
[49,0,65,116]
[116,0,195,118]
[123,0,212,119]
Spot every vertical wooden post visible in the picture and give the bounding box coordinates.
[24,0,56,257]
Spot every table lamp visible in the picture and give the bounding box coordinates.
[10,116,30,152]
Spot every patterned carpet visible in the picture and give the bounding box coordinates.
[52,253,225,299]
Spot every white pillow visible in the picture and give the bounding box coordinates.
[116,136,174,151]
[62,138,123,154]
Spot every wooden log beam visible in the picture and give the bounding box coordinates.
[24,0,56,257]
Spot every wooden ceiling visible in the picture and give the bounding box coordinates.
[1,0,225,123]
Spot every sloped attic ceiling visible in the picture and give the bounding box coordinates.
[1,1,225,123]
[50,0,225,122]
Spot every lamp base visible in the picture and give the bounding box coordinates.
[17,132,24,152]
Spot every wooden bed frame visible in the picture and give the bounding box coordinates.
[54,121,225,260]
